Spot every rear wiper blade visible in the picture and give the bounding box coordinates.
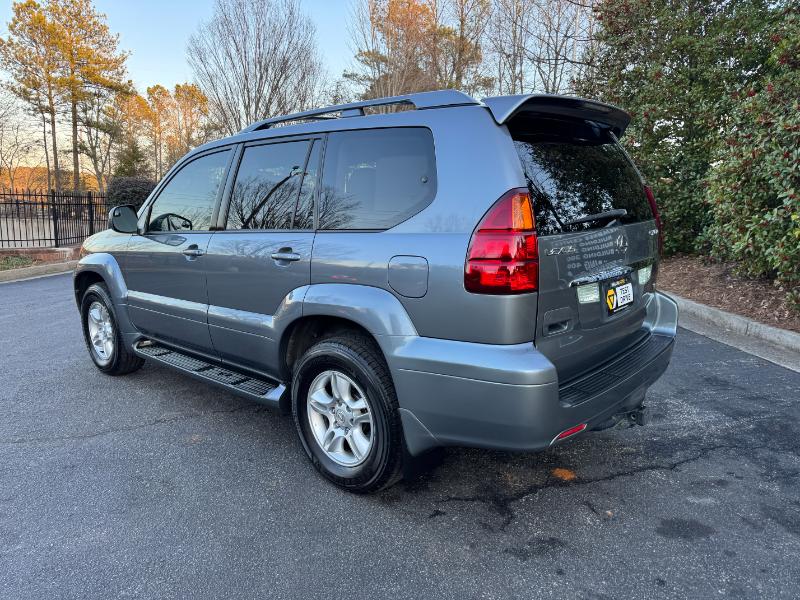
[564,209,627,226]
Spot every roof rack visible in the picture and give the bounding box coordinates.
[240,90,478,133]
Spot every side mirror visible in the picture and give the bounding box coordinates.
[108,204,139,234]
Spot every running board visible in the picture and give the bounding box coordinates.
[133,340,285,408]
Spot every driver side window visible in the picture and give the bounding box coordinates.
[147,149,231,232]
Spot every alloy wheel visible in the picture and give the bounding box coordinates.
[306,370,374,467]
[87,301,114,362]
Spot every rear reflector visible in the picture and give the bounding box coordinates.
[553,423,587,443]
[464,188,539,294]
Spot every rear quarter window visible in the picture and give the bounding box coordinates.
[511,118,651,236]
[319,127,436,230]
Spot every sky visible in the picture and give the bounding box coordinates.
[0,0,354,91]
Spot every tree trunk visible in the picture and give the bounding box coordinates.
[71,96,80,190]
[47,88,61,193]
[41,113,52,191]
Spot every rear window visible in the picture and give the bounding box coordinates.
[319,128,436,230]
[511,117,651,236]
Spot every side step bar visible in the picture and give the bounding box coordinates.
[133,340,286,408]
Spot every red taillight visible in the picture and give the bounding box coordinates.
[465,188,539,294]
[644,185,663,255]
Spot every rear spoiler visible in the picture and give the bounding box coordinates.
[481,94,631,138]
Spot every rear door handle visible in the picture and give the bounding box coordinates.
[182,245,205,257]
[271,251,301,262]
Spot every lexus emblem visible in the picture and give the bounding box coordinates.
[615,234,628,252]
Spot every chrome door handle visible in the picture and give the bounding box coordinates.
[182,247,205,257]
[270,251,301,262]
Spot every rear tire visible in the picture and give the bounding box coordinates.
[292,333,404,493]
[80,282,144,376]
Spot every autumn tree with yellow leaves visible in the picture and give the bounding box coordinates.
[0,0,215,190]
[113,83,215,179]
[0,0,66,191]
[346,0,493,99]
[145,85,171,180]
[50,0,128,189]
[0,0,128,191]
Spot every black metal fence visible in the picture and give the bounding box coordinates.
[0,190,108,248]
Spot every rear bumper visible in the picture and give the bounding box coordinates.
[386,291,678,455]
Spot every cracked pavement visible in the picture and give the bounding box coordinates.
[1,273,799,599]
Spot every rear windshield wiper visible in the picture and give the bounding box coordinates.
[564,209,627,227]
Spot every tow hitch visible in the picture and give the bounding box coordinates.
[592,405,650,431]
[628,405,650,426]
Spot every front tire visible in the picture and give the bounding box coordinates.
[80,282,144,376]
[292,333,404,493]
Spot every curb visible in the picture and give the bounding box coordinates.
[666,291,800,354]
[0,260,77,283]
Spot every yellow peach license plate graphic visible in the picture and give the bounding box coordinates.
[606,280,634,314]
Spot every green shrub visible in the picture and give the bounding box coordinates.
[106,176,156,210]
[704,8,800,306]
[578,0,777,256]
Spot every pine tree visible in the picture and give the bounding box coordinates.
[0,0,65,191]
[113,137,147,178]
[49,0,128,190]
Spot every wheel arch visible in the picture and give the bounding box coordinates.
[278,283,418,382]
[281,315,377,382]
[74,253,134,333]
[74,270,106,307]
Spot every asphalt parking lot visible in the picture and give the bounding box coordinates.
[2,273,799,599]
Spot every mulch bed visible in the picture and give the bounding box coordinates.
[658,255,800,334]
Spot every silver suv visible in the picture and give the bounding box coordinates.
[75,90,678,493]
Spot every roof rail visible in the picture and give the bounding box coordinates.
[240,90,478,133]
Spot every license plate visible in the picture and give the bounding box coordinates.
[606,277,634,314]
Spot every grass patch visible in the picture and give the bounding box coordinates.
[0,255,35,271]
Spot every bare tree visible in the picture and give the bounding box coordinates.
[78,87,120,194]
[0,91,37,190]
[433,0,493,95]
[525,0,596,93]
[488,0,597,95]
[487,0,531,94]
[187,0,324,136]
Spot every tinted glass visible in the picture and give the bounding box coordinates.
[227,141,309,230]
[319,128,436,230]
[511,118,651,236]
[293,140,320,230]
[147,150,230,232]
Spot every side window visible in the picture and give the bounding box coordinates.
[293,140,321,230]
[147,150,231,232]
[226,140,310,230]
[319,128,437,230]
